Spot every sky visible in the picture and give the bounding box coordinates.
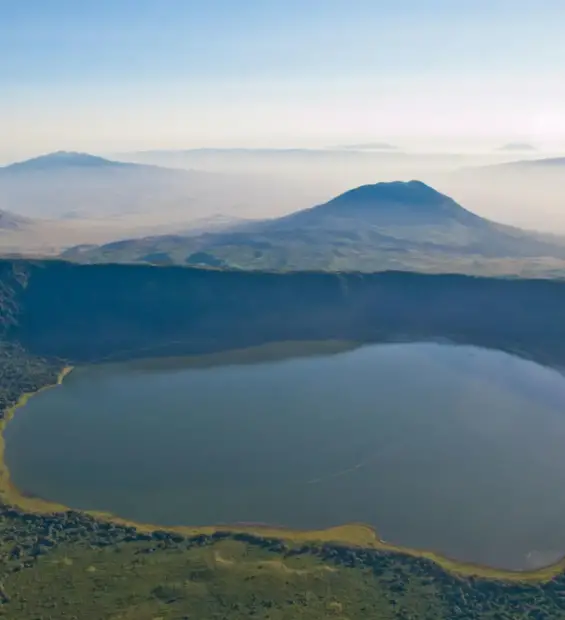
[2,0,565,160]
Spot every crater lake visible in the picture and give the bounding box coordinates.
[6,341,565,570]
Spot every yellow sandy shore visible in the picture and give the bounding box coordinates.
[1,365,564,583]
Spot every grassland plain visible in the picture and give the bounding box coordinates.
[2,349,565,618]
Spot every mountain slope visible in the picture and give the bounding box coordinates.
[497,156,565,168]
[260,180,485,231]
[0,152,252,222]
[0,209,32,231]
[61,181,565,276]
[441,155,565,234]
[3,259,565,366]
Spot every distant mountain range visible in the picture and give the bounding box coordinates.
[455,155,565,173]
[61,181,565,276]
[497,143,537,152]
[0,210,32,230]
[0,151,346,231]
[4,151,565,273]
[438,153,565,234]
[336,142,399,151]
[0,152,279,256]
[114,146,411,176]
[1,151,125,172]
[0,151,232,221]
[498,156,565,168]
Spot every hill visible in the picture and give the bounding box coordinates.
[1,151,124,173]
[61,181,565,276]
[0,152,279,256]
[0,151,265,223]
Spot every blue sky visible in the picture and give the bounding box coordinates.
[2,1,565,158]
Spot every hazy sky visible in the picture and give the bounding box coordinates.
[2,1,565,159]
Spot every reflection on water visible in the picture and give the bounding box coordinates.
[6,341,565,570]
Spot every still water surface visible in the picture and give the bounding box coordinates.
[6,342,565,570]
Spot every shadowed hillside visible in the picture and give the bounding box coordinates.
[1,259,565,365]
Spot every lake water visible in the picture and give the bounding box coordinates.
[6,341,565,570]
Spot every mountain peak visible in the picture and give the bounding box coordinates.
[328,180,449,208]
[267,180,483,233]
[2,151,124,172]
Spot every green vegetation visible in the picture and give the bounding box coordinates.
[0,343,61,412]
[3,497,565,618]
[4,259,565,367]
[2,259,565,617]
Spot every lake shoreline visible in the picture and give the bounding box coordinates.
[2,353,565,583]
